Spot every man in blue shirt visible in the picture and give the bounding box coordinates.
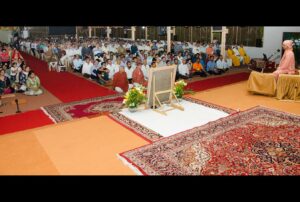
[206,55,222,75]
[72,54,83,73]
[131,43,138,55]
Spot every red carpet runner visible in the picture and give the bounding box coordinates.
[186,72,250,92]
[0,110,54,135]
[21,52,116,103]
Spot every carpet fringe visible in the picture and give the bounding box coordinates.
[116,154,144,176]
[40,107,57,124]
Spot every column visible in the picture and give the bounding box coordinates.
[131,26,136,41]
[211,26,213,43]
[75,26,78,40]
[107,26,110,40]
[221,26,228,57]
[145,27,148,40]
[88,26,92,38]
[167,26,171,53]
[190,26,193,42]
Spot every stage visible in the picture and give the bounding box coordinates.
[109,97,235,141]
[120,100,229,137]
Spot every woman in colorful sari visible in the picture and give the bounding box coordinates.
[226,47,240,67]
[11,48,23,61]
[0,49,10,67]
[0,68,13,95]
[238,44,250,65]
[25,70,43,96]
[17,66,30,92]
[273,40,296,80]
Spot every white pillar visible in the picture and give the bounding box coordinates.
[167,26,171,53]
[221,26,228,57]
[107,26,111,40]
[235,26,238,44]
[88,26,92,38]
[190,27,193,42]
[131,26,136,41]
[75,26,78,40]
[211,26,213,43]
[145,27,148,40]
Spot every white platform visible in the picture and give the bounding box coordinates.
[119,100,229,137]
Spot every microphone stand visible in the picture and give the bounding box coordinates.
[0,97,2,113]
[15,98,21,113]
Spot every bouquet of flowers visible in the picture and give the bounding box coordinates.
[123,85,147,109]
[173,80,187,98]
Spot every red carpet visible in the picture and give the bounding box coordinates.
[0,109,54,135]
[120,106,300,175]
[21,52,116,103]
[186,72,250,92]
[42,94,124,123]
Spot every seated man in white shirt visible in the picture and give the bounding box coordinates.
[106,59,119,80]
[93,44,102,58]
[199,43,207,55]
[178,59,191,79]
[146,54,153,66]
[102,44,109,54]
[72,54,83,73]
[57,50,68,72]
[141,59,150,80]
[216,55,229,73]
[157,56,167,67]
[90,59,101,79]
[192,44,200,55]
[81,57,94,78]
[131,57,138,69]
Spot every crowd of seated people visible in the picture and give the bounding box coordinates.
[18,36,252,93]
[0,42,43,96]
[226,44,251,67]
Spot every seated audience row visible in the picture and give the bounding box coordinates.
[13,37,253,94]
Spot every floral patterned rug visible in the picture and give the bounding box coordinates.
[109,97,236,142]
[42,94,124,123]
[119,106,300,175]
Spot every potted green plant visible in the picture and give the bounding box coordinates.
[173,80,187,100]
[123,85,147,112]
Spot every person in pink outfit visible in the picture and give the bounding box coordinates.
[273,40,296,80]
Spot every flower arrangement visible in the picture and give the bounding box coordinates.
[123,85,147,109]
[173,80,187,98]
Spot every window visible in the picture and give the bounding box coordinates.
[226,26,264,47]
[212,26,222,31]
[283,32,300,66]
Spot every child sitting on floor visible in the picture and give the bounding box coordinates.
[25,70,43,96]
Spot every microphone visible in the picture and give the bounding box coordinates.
[15,99,21,113]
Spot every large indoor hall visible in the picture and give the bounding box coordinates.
[0,26,299,176]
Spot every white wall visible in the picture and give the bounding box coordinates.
[244,27,300,63]
[0,30,13,43]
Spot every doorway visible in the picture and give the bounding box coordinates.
[212,32,222,43]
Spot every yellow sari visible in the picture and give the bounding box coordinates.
[238,47,250,64]
[227,49,240,66]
